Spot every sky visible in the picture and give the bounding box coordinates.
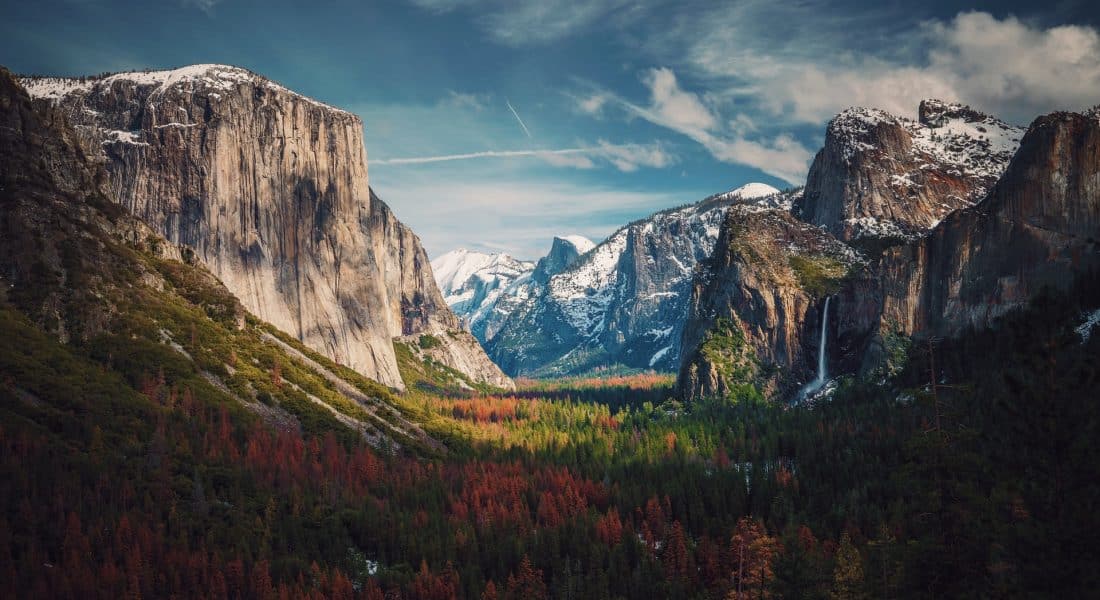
[4,0,1099,260]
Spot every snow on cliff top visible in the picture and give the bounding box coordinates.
[827,100,1023,180]
[546,189,745,336]
[20,64,352,115]
[721,182,781,200]
[556,235,596,255]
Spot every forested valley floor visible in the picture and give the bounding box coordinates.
[2,288,1099,599]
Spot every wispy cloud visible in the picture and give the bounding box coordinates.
[373,142,675,172]
[595,139,675,172]
[407,0,636,46]
[182,0,221,14]
[575,92,609,116]
[374,148,589,165]
[583,67,812,184]
[505,99,532,138]
[443,91,491,111]
[371,174,691,259]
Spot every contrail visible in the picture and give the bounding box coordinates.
[373,148,592,165]
[505,99,532,138]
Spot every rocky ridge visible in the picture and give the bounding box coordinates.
[850,109,1100,359]
[432,248,536,342]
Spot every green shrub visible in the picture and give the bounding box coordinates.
[789,254,848,297]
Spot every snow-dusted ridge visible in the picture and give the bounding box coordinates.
[485,183,792,374]
[829,100,1023,181]
[20,64,353,116]
[547,182,787,334]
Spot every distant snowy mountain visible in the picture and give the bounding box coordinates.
[484,183,785,376]
[431,249,536,339]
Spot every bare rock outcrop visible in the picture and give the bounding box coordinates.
[677,206,859,401]
[678,106,1099,402]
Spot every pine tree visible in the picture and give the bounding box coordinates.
[830,533,867,600]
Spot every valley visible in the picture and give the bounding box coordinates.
[2,11,1100,594]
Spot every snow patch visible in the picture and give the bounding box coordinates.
[649,345,672,367]
[102,130,148,146]
[1077,309,1100,342]
[557,234,595,255]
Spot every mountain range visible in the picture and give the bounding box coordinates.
[682,101,1100,401]
[433,98,1099,404]
[4,57,1100,598]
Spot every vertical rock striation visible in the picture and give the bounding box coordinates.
[680,103,1098,402]
[867,110,1100,343]
[486,184,783,376]
[20,65,511,390]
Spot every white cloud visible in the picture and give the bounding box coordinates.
[537,152,596,169]
[373,148,592,165]
[442,91,491,111]
[643,67,718,131]
[924,12,1100,120]
[595,139,675,172]
[668,10,1100,124]
[577,93,609,116]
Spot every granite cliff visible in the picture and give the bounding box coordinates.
[796,100,1022,245]
[677,205,859,401]
[20,65,511,390]
[849,109,1100,368]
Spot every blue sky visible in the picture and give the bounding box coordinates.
[4,0,1099,259]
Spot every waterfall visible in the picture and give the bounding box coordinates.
[798,296,831,402]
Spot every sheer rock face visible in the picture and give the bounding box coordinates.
[531,236,593,284]
[797,100,1022,243]
[20,65,511,390]
[677,207,859,401]
[873,111,1100,335]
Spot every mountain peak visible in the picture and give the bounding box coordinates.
[431,248,531,296]
[724,182,781,200]
[533,235,594,284]
[918,98,997,127]
[802,101,1024,241]
[554,235,595,255]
